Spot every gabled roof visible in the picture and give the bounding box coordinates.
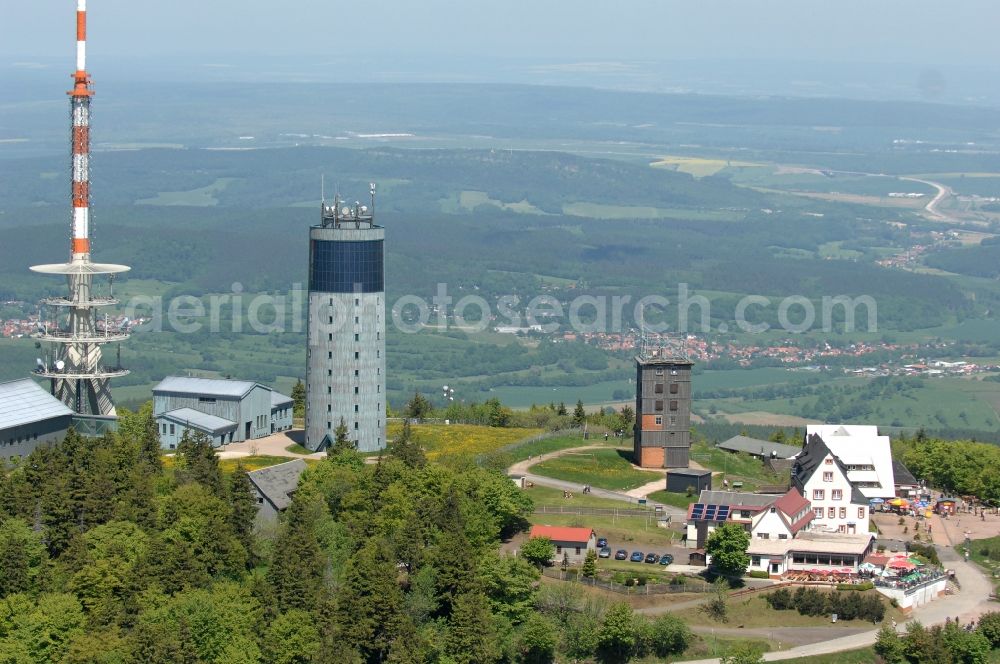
[158,408,237,434]
[773,487,809,517]
[529,525,595,543]
[154,376,266,399]
[793,434,867,505]
[247,459,308,511]
[0,379,73,430]
[696,490,776,509]
[271,391,293,408]
[892,459,918,486]
[717,435,801,459]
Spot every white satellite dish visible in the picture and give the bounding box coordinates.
[36,358,44,367]
[55,360,65,371]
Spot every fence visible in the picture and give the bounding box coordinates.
[541,567,714,595]
[497,428,585,454]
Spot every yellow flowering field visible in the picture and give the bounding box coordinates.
[386,422,544,459]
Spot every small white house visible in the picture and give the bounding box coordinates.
[528,525,597,564]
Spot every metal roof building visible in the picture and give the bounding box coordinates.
[717,435,802,460]
[153,376,293,448]
[247,459,308,523]
[0,378,75,461]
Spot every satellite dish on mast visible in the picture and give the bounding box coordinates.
[55,360,65,371]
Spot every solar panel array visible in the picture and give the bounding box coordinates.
[690,504,730,522]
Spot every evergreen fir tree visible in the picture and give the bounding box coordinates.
[333,540,413,662]
[444,592,499,664]
[582,549,598,579]
[328,418,355,457]
[267,496,326,614]
[175,431,224,497]
[136,403,164,474]
[386,420,426,469]
[0,535,29,597]
[115,465,158,530]
[291,379,306,418]
[572,400,587,427]
[228,463,258,567]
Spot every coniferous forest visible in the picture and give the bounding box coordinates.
[0,407,695,663]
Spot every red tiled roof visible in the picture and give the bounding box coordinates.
[529,525,595,543]
[788,511,815,535]
[773,487,809,517]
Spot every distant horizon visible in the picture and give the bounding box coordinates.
[3,52,1000,108]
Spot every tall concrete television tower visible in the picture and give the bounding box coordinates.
[305,187,386,453]
[30,0,130,416]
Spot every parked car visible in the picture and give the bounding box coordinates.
[630,551,644,562]
[596,537,608,548]
[599,546,612,559]
[659,553,674,565]
[615,549,628,560]
[644,553,659,564]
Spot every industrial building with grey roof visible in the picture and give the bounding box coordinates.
[0,378,76,460]
[153,376,293,449]
[717,435,801,460]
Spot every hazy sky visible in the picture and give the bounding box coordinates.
[1,0,997,67]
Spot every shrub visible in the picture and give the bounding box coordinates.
[907,541,941,566]
[767,587,884,622]
[747,570,769,579]
[837,582,875,591]
[978,611,1000,647]
[669,575,686,586]
[644,614,693,658]
[765,588,793,611]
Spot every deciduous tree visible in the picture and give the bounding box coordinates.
[705,522,750,578]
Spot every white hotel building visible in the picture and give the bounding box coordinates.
[792,433,871,535]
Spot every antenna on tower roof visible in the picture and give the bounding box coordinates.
[321,174,325,206]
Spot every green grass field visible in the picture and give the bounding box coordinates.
[386,422,543,460]
[502,433,609,464]
[687,440,789,491]
[673,591,903,629]
[531,447,661,491]
[704,374,1000,432]
[527,484,647,509]
[646,489,697,510]
[164,454,314,474]
[562,201,743,221]
[136,177,240,206]
[530,512,679,547]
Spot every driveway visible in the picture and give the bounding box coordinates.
[215,429,326,460]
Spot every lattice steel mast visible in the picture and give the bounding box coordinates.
[30,0,130,416]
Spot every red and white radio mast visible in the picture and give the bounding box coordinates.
[30,1,131,416]
[70,0,93,259]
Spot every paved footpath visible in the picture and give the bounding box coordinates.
[677,547,997,663]
[507,445,688,519]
